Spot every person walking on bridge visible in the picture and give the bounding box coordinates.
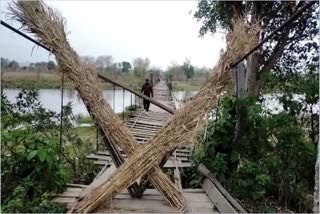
[141,79,153,113]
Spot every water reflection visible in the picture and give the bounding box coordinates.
[172,91,319,114]
[3,88,137,116]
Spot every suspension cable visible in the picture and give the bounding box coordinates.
[59,72,64,161]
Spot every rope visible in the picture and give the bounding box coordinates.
[59,72,64,161]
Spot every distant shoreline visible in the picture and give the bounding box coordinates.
[2,71,141,90]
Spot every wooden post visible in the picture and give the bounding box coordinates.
[232,63,246,146]
[232,63,246,98]
[150,72,154,86]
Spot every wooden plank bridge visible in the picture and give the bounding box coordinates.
[52,80,245,213]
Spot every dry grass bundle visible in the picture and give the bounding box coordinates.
[9,0,185,211]
[72,18,261,213]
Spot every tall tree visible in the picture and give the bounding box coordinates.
[8,60,19,70]
[132,57,150,77]
[121,61,131,73]
[1,58,9,69]
[80,56,95,65]
[47,61,56,70]
[194,1,318,96]
[96,55,113,74]
[182,58,195,80]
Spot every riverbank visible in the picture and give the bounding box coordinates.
[2,71,142,90]
[74,107,137,137]
[172,80,202,91]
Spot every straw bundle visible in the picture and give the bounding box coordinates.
[72,19,261,213]
[9,0,185,210]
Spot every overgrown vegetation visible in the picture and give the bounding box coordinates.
[192,62,318,212]
[189,1,319,212]
[1,89,99,213]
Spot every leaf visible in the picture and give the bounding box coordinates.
[38,149,47,162]
[27,150,37,160]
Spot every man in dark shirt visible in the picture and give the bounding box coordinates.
[141,79,153,112]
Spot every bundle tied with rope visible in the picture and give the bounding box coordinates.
[9,0,260,213]
[9,0,185,211]
[71,19,261,213]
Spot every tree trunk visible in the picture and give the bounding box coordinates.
[245,50,260,97]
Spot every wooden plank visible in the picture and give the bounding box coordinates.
[94,160,111,166]
[93,159,191,168]
[80,164,117,198]
[164,160,191,168]
[67,183,87,188]
[52,197,76,203]
[202,178,236,213]
[174,168,182,192]
[198,164,246,213]
[96,198,179,213]
[186,208,218,213]
[127,124,162,131]
[86,154,112,161]
[111,192,211,203]
[66,187,84,192]
[54,191,81,198]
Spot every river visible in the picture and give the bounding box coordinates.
[3,89,318,117]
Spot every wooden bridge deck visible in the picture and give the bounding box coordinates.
[52,81,243,213]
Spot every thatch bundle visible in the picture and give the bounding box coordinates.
[9,0,185,210]
[70,19,261,213]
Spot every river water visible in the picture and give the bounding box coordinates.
[3,89,319,117]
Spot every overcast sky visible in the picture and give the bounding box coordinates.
[0,0,226,69]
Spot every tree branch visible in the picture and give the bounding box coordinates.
[259,29,290,75]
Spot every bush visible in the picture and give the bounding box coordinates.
[1,89,99,212]
[193,96,317,212]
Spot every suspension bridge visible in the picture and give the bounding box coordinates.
[51,80,245,213]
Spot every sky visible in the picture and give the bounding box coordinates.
[0,0,226,69]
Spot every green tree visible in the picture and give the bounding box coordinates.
[194,1,318,96]
[132,57,150,77]
[8,60,19,70]
[47,61,56,70]
[121,61,131,73]
[1,89,99,212]
[1,58,9,69]
[182,58,195,80]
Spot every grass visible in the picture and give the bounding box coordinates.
[74,105,139,138]
[76,115,93,124]
[74,126,96,137]
[2,71,144,89]
[173,81,201,91]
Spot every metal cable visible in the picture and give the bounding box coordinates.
[59,72,64,160]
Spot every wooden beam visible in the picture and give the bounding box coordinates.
[202,178,236,213]
[198,164,247,213]
[174,168,182,192]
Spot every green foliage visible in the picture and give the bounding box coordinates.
[1,89,99,212]
[182,59,195,80]
[121,61,131,73]
[126,104,139,111]
[133,57,150,77]
[47,61,56,70]
[193,96,317,212]
[1,90,70,212]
